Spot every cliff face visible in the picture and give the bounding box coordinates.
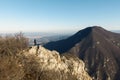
[22,46,92,80]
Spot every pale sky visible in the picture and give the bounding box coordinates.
[0,0,120,33]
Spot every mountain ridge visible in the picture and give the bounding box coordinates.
[44,26,110,53]
[44,26,120,80]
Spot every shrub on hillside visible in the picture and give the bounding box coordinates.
[0,32,28,55]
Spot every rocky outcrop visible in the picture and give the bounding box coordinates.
[22,46,92,80]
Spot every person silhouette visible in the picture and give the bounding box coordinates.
[34,39,37,46]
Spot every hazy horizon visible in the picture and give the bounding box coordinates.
[0,0,120,33]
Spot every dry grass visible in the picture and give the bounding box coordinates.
[0,55,25,80]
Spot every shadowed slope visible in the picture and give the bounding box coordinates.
[44,27,92,53]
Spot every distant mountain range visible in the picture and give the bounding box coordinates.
[44,26,120,80]
[28,34,70,46]
[112,30,120,33]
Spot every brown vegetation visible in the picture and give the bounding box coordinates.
[0,33,28,80]
[0,32,28,54]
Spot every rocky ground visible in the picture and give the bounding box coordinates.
[0,46,92,80]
